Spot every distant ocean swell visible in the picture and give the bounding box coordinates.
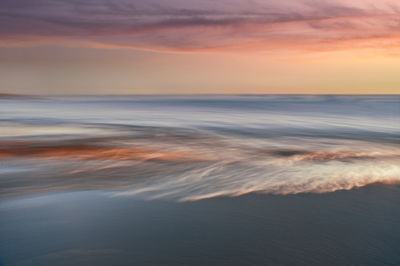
[0,95,399,200]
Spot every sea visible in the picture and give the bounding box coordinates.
[0,95,399,265]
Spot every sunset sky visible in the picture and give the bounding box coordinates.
[1,0,400,94]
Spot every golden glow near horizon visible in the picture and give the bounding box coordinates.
[0,0,399,94]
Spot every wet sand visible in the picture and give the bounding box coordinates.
[1,184,400,265]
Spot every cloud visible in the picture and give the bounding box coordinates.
[1,0,400,52]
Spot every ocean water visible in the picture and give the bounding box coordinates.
[0,95,399,200]
[0,95,400,265]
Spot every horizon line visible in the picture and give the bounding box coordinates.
[1,92,399,97]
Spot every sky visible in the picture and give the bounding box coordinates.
[0,0,400,94]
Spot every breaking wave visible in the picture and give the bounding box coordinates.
[1,134,399,201]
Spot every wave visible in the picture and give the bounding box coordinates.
[115,154,400,201]
[1,135,399,201]
[1,95,399,200]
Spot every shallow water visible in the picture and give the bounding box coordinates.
[1,185,400,265]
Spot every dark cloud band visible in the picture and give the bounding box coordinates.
[1,0,399,52]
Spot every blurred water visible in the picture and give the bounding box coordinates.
[0,95,399,200]
[1,95,400,265]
